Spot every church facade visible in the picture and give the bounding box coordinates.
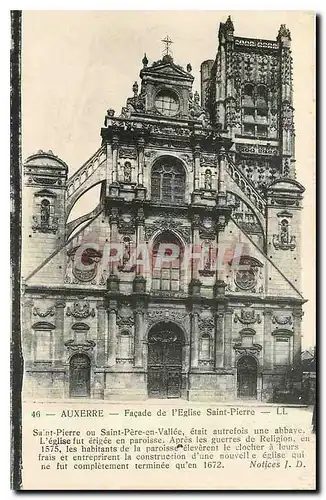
[22,17,305,402]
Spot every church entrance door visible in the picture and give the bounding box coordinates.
[69,353,91,397]
[148,323,183,398]
[237,355,257,399]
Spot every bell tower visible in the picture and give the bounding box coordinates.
[22,150,68,280]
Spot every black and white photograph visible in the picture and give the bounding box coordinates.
[11,9,316,490]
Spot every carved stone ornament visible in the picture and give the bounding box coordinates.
[235,268,257,291]
[200,154,217,169]
[198,359,214,367]
[116,358,134,365]
[272,314,293,326]
[32,215,59,234]
[273,233,296,251]
[65,339,96,353]
[33,306,55,318]
[273,218,296,251]
[66,302,96,319]
[234,257,263,293]
[145,217,191,243]
[144,150,158,159]
[147,309,188,327]
[67,246,102,283]
[119,146,137,160]
[198,317,215,333]
[234,309,261,325]
[118,213,136,235]
[233,343,262,357]
[117,316,135,327]
[237,143,278,157]
[149,331,180,343]
[199,218,215,239]
[31,176,59,186]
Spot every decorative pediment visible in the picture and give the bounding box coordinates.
[141,61,194,82]
[268,178,305,194]
[271,329,293,337]
[34,188,56,198]
[32,321,55,330]
[71,322,90,331]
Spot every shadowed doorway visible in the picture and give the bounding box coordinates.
[147,322,183,398]
[237,355,257,399]
[69,353,91,397]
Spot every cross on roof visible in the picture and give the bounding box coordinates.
[162,35,173,56]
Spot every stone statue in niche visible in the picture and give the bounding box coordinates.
[204,169,212,190]
[273,219,296,251]
[123,237,131,264]
[40,199,50,225]
[124,162,132,182]
[280,219,289,244]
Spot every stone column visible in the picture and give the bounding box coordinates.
[106,142,112,195]
[215,310,224,369]
[134,304,144,368]
[218,146,226,194]
[263,310,273,370]
[191,214,201,282]
[137,138,145,186]
[54,300,65,362]
[23,299,34,361]
[190,310,199,369]
[193,145,201,191]
[109,207,119,276]
[224,308,233,368]
[111,136,119,183]
[136,208,145,276]
[107,300,117,366]
[96,303,106,366]
[293,308,303,371]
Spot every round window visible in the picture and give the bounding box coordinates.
[155,90,180,117]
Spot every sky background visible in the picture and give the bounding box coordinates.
[21,10,315,348]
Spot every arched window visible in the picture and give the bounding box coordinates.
[151,159,186,204]
[242,83,269,137]
[200,334,211,361]
[243,83,254,106]
[256,85,268,108]
[151,232,183,291]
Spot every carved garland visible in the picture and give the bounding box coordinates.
[33,306,55,318]
[234,309,261,325]
[66,302,96,319]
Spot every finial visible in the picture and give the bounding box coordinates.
[277,24,291,41]
[186,63,192,73]
[142,53,148,67]
[225,15,234,33]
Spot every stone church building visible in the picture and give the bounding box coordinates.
[22,17,305,401]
